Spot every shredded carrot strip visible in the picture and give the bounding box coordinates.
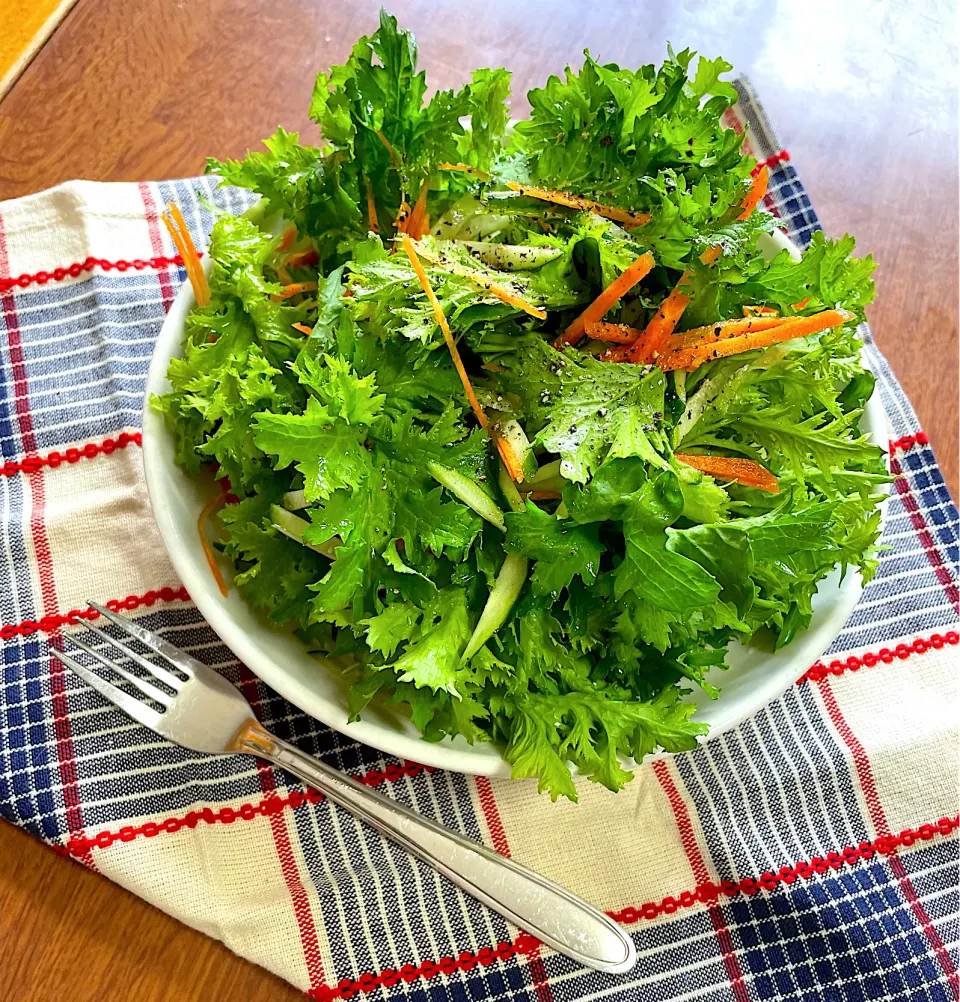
[621,244,725,363]
[496,438,525,482]
[555,252,655,348]
[162,204,210,307]
[743,304,779,318]
[167,204,208,301]
[438,162,492,180]
[660,308,855,371]
[628,282,694,363]
[403,179,430,239]
[604,245,723,362]
[672,315,786,348]
[271,281,318,302]
[700,245,722,266]
[278,225,297,252]
[504,181,651,230]
[585,321,642,344]
[363,174,379,235]
[285,248,320,269]
[292,323,313,335]
[402,235,489,431]
[792,296,812,310]
[737,165,769,220]
[198,491,230,596]
[674,453,780,493]
[481,362,505,372]
[393,198,412,234]
[469,273,546,319]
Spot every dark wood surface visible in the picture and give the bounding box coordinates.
[0,1,956,998]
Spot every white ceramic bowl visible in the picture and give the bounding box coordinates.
[142,228,888,777]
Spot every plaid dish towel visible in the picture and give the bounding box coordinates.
[1,79,958,1002]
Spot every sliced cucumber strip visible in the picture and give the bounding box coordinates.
[524,458,566,492]
[456,241,563,271]
[461,553,529,662]
[426,461,506,532]
[282,489,307,511]
[498,461,525,513]
[270,504,339,559]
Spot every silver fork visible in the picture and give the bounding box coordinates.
[54,601,636,975]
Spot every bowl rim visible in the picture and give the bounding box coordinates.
[142,224,890,779]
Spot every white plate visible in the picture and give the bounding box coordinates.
[142,227,888,778]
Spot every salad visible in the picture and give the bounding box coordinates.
[154,12,887,801]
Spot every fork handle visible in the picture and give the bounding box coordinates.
[252,733,635,974]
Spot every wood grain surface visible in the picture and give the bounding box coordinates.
[0,1,956,999]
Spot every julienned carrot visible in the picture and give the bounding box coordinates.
[737,165,769,220]
[674,453,780,493]
[743,304,779,318]
[162,203,210,307]
[167,204,204,284]
[660,308,855,371]
[504,181,651,230]
[555,252,655,347]
[672,315,786,347]
[292,323,313,335]
[272,282,318,301]
[496,438,525,482]
[615,244,723,363]
[469,273,546,319]
[393,198,412,234]
[623,281,693,363]
[277,225,297,252]
[198,491,230,596]
[606,305,781,363]
[402,179,430,239]
[700,245,722,266]
[438,162,492,180]
[363,174,379,235]
[285,247,320,269]
[402,235,489,432]
[584,321,642,344]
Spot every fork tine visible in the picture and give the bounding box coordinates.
[54,647,164,729]
[88,601,198,678]
[83,623,185,690]
[67,634,173,706]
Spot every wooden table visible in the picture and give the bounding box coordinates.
[0,1,955,998]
